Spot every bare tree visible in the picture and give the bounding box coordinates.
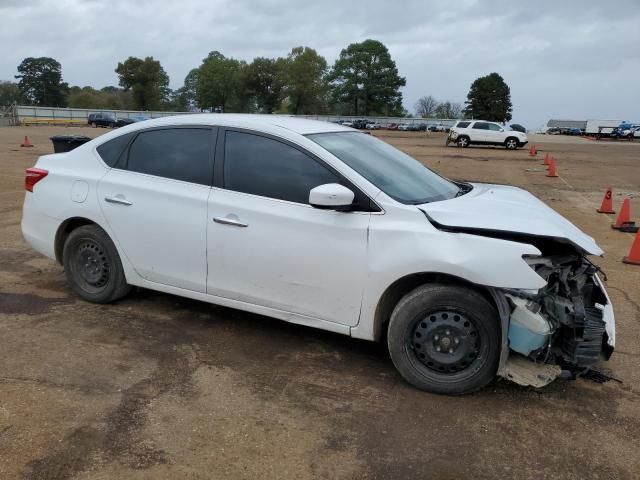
[414,95,438,118]
[450,102,463,119]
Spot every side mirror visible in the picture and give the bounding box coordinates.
[309,183,355,210]
[499,128,504,132]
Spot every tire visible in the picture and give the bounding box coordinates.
[387,284,500,395]
[63,224,131,303]
[504,137,518,150]
[456,136,470,148]
[91,122,97,128]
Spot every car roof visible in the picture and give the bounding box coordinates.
[112,113,354,136]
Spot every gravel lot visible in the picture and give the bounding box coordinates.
[1,125,639,479]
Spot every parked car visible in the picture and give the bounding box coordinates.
[612,123,640,139]
[398,124,410,131]
[366,122,382,130]
[428,124,446,132]
[21,114,614,395]
[545,127,562,135]
[387,123,399,130]
[116,115,150,128]
[88,112,117,128]
[448,120,528,149]
[351,119,368,130]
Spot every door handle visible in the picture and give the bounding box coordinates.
[213,216,248,227]
[104,195,133,206]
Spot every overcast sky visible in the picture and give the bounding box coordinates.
[2,0,639,128]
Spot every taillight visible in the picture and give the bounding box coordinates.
[25,168,48,192]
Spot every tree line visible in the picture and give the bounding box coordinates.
[0,40,513,122]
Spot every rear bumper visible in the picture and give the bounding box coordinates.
[21,193,59,261]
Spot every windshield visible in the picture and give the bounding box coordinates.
[308,132,461,204]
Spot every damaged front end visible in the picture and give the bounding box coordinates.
[499,253,615,387]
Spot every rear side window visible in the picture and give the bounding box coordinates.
[456,121,470,128]
[472,122,488,130]
[126,128,213,185]
[96,132,135,167]
[487,123,502,131]
[224,131,339,204]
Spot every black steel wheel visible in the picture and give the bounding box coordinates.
[387,284,500,395]
[63,224,131,303]
[409,310,484,374]
[72,239,110,292]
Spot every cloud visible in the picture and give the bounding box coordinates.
[1,0,638,128]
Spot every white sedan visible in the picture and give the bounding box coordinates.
[22,114,615,394]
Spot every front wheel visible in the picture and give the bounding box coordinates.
[387,284,500,395]
[456,136,470,148]
[505,137,519,150]
[63,224,131,303]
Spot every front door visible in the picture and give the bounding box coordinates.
[471,121,490,142]
[206,129,371,326]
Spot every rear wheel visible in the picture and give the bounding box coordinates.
[63,225,131,303]
[457,136,470,148]
[505,137,518,150]
[91,122,97,128]
[387,284,500,395]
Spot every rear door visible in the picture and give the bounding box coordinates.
[97,126,215,292]
[206,129,372,326]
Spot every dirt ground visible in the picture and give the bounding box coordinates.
[1,125,639,480]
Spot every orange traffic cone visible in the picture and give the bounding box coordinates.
[529,144,537,157]
[546,157,558,177]
[612,198,638,233]
[21,136,34,148]
[623,230,640,265]
[542,152,550,166]
[597,187,615,214]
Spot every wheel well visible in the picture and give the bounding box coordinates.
[505,136,518,143]
[54,217,96,264]
[373,272,496,342]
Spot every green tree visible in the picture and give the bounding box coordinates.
[245,57,286,113]
[15,57,69,106]
[67,86,106,109]
[99,86,135,110]
[463,72,512,122]
[196,51,241,112]
[0,81,22,106]
[328,39,406,116]
[180,68,199,111]
[283,46,328,114]
[115,56,169,110]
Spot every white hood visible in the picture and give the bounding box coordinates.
[420,183,603,255]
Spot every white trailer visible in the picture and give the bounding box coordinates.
[585,119,623,136]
